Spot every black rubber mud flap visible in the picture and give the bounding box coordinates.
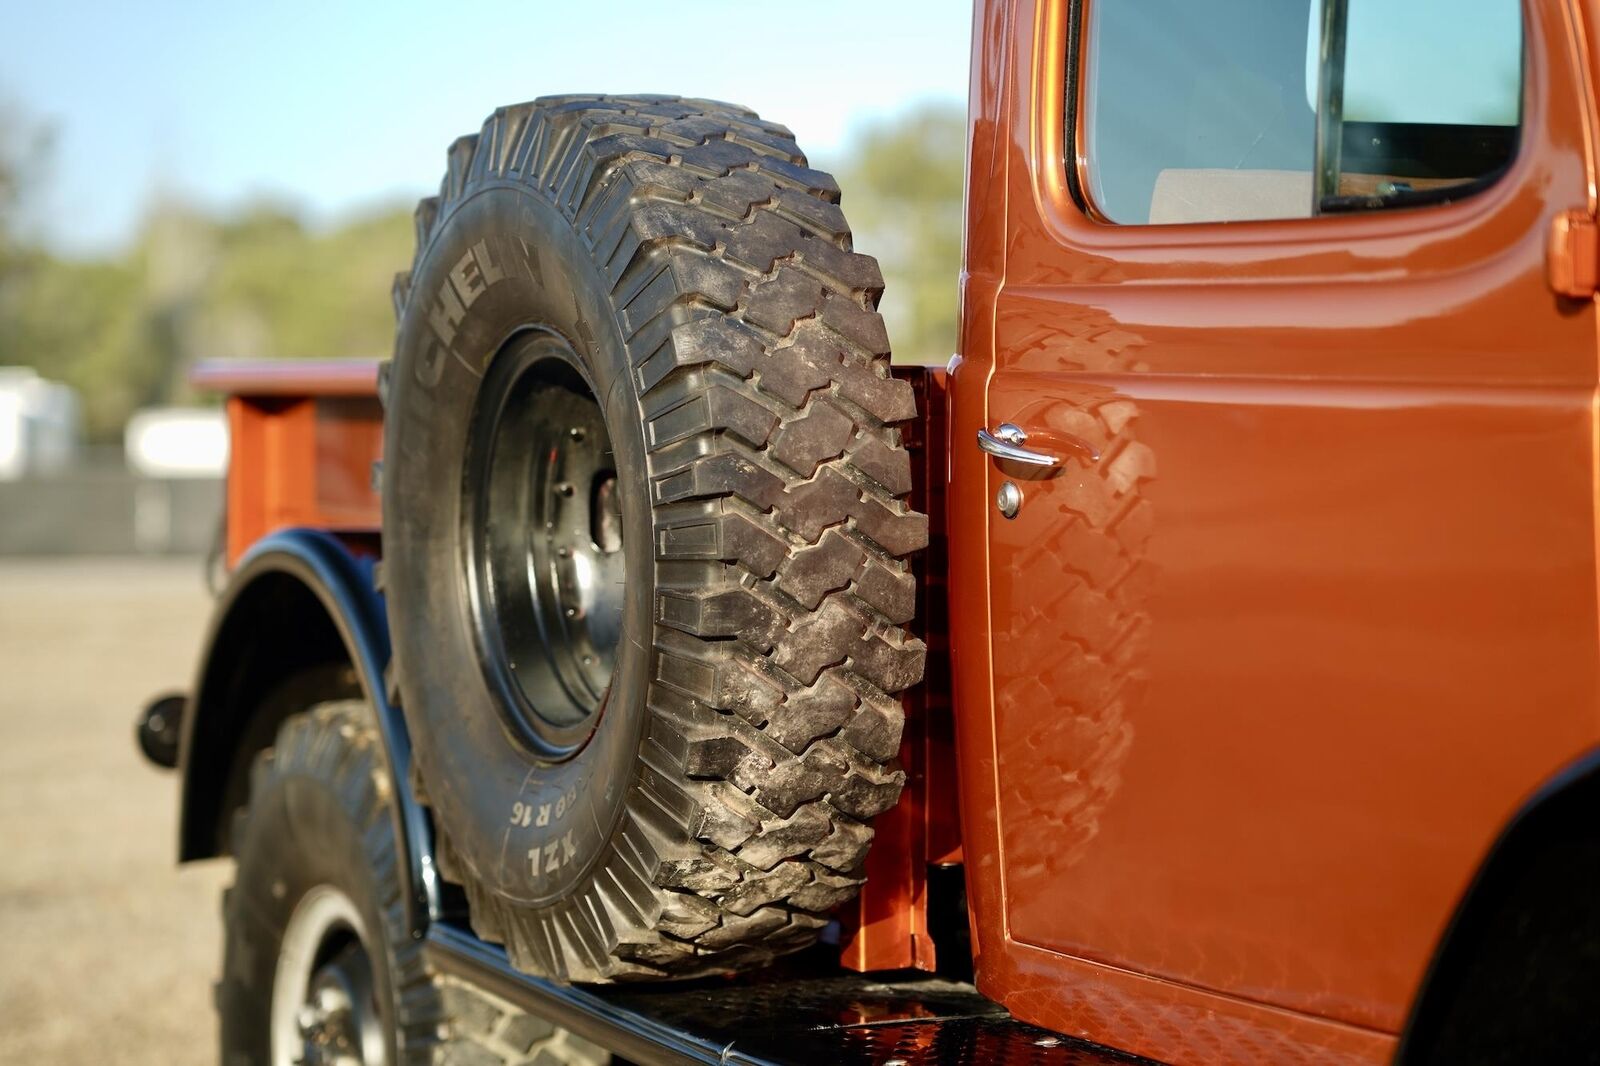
[383,96,927,981]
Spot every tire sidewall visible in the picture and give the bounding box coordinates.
[384,184,654,907]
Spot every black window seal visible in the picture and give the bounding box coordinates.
[1062,0,1089,214]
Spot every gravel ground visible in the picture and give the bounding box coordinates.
[0,558,229,1066]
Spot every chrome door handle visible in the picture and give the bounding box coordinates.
[976,423,1060,467]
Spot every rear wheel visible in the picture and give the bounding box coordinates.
[217,699,608,1065]
[383,95,927,981]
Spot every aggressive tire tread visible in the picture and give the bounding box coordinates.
[393,95,926,981]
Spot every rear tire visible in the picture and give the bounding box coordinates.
[383,95,927,981]
[217,699,608,1065]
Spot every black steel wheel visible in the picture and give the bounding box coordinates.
[463,331,625,753]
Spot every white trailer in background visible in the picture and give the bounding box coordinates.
[123,406,228,552]
[0,367,80,480]
[123,406,228,479]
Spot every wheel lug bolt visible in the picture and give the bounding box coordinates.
[556,482,574,497]
[557,547,570,559]
[569,427,585,441]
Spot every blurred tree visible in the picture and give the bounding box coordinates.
[836,102,965,368]
[3,254,151,436]
[0,94,418,439]
[197,203,414,368]
[0,192,412,439]
[0,102,966,440]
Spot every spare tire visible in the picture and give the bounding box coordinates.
[382,95,927,981]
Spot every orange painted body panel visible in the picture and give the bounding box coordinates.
[952,0,1600,1062]
[842,370,958,973]
[199,360,384,566]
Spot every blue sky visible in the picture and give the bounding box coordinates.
[4,0,973,254]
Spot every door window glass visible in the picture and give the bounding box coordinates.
[1081,0,1523,225]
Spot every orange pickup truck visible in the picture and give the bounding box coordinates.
[144,1,1600,1063]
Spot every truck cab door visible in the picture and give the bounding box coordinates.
[952,0,1600,1058]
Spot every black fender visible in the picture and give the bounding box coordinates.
[1397,744,1600,1064]
[177,527,438,935]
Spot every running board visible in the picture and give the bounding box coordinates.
[425,922,1151,1065]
